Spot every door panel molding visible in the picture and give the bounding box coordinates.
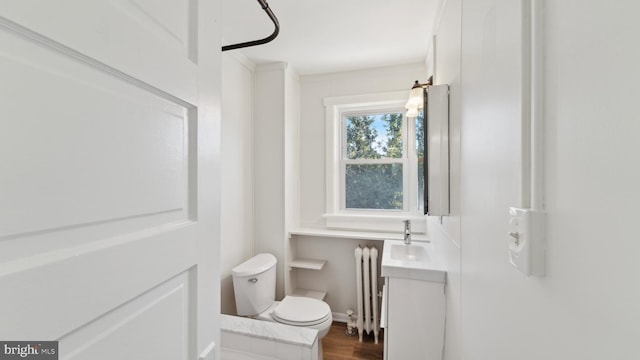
[0,226,198,340]
[0,20,198,239]
[60,269,195,360]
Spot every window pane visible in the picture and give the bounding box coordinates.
[346,113,403,159]
[416,112,425,210]
[345,164,403,210]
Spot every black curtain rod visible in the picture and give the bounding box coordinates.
[222,0,280,51]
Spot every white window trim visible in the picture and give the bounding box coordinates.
[323,91,426,233]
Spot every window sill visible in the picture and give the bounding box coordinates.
[322,213,426,234]
[288,227,428,242]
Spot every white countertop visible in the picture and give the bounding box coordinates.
[221,314,318,348]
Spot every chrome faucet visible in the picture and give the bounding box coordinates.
[403,219,411,245]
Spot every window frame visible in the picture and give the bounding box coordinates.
[324,91,425,233]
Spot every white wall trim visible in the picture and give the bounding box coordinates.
[227,51,256,72]
[256,61,288,72]
[521,0,545,211]
[323,90,407,108]
[221,37,256,71]
[302,63,426,84]
[324,91,408,220]
[332,312,349,323]
[432,0,449,36]
[324,90,428,232]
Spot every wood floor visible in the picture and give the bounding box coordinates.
[322,322,383,360]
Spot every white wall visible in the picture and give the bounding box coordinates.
[458,1,528,358]
[220,52,256,315]
[223,2,640,358]
[254,63,285,300]
[284,66,301,296]
[292,235,383,320]
[299,64,428,229]
[220,58,300,312]
[429,0,462,359]
[539,3,640,356]
[254,62,300,300]
[430,1,640,359]
[295,64,426,317]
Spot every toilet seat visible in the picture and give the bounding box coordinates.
[272,296,331,326]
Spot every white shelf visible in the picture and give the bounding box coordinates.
[289,227,429,242]
[289,259,327,270]
[291,288,327,300]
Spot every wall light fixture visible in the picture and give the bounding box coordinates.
[405,77,432,118]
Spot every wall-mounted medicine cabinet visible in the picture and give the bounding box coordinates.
[425,84,450,216]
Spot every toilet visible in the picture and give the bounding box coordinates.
[231,253,333,352]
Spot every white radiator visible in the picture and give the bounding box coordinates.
[354,245,380,344]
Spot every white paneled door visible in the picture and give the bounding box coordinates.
[0,1,221,359]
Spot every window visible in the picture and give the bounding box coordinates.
[324,91,425,232]
[343,111,406,210]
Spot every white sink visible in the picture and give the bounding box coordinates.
[389,244,428,262]
[381,240,446,282]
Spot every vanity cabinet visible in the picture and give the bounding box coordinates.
[383,276,445,360]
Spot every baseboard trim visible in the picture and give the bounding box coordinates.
[332,312,348,323]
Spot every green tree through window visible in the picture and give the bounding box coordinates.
[344,113,404,210]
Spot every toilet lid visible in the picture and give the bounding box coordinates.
[273,296,331,326]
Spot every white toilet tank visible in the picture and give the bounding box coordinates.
[231,253,277,316]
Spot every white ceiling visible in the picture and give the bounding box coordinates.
[222,0,441,75]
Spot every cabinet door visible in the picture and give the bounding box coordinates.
[386,277,446,360]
